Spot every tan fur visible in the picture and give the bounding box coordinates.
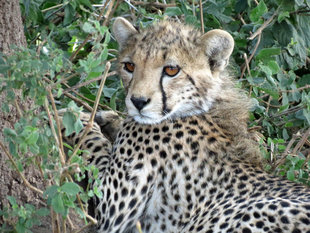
[114,18,262,167]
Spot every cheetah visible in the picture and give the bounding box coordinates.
[62,17,310,233]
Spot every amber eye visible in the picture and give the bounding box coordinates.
[124,62,135,73]
[163,65,180,77]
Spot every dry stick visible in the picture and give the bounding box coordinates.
[243,53,251,77]
[68,62,111,164]
[130,1,176,8]
[275,133,300,168]
[248,11,277,40]
[280,85,310,93]
[60,71,117,96]
[292,128,310,155]
[65,174,98,225]
[0,141,43,195]
[73,222,94,233]
[47,88,66,166]
[50,73,80,89]
[69,0,110,61]
[199,0,204,33]
[43,77,94,112]
[240,33,261,79]
[64,84,125,116]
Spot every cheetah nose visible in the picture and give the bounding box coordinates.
[130,96,150,111]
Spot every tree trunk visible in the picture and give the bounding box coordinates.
[0,0,27,52]
[0,0,43,226]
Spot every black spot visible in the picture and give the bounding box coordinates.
[242,214,250,221]
[114,214,124,226]
[280,201,290,207]
[109,205,115,217]
[293,229,301,233]
[208,137,217,143]
[301,217,310,224]
[189,129,197,135]
[134,163,143,170]
[174,143,183,150]
[191,141,199,150]
[162,126,169,132]
[290,209,300,215]
[141,185,148,194]
[121,188,128,197]
[151,159,157,167]
[146,147,153,154]
[176,131,184,138]
[242,227,252,233]
[93,146,102,153]
[160,150,167,159]
[129,198,137,209]
[163,137,170,143]
[280,216,289,224]
[153,135,160,141]
[256,221,264,228]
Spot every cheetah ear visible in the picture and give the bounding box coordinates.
[200,29,234,72]
[113,17,138,49]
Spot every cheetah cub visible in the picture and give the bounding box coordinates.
[64,18,310,233]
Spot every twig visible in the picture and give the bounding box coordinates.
[274,132,300,168]
[73,222,94,233]
[292,128,310,155]
[41,3,67,13]
[248,11,277,40]
[47,88,66,166]
[43,77,94,112]
[0,141,43,195]
[49,73,79,88]
[68,62,111,163]
[240,33,261,79]
[59,71,117,96]
[280,85,310,93]
[270,105,304,118]
[243,53,251,77]
[199,0,204,33]
[130,1,176,8]
[69,0,114,61]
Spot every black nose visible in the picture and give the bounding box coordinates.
[130,96,150,111]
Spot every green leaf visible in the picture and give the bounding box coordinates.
[286,169,295,181]
[267,60,280,75]
[277,11,290,23]
[256,48,281,62]
[51,193,66,216]
[36,208,50,217]
[3,128,17,138]
[61,182,80,196]
[63,111,82,136]
[82,22,96,34]
[249,0,267,23]
[165,7,183,16]
[64,4,75,25]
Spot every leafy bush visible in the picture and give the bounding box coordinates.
[0,0,309,231]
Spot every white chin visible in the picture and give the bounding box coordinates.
[132,114,164,125]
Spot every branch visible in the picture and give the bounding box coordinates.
[59,71,117,96]
[0,141,43,195]
[248,11,277,40]
[68,62,111,163]
[130,1,176,8]
[199,0,204,33]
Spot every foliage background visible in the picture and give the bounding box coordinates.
[0,0,309,232]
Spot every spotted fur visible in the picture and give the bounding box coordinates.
[62,18,310,233]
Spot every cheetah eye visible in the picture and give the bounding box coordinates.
[163,65,180,77]
[124,62,135,73]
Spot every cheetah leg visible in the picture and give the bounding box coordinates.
[95,110,123,142]
[59,110,112,173]
[96,167,156,233]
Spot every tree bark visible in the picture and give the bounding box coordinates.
[0,0,27,52]
[0,0,42,225]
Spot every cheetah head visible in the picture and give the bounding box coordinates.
[113,17,234,124]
